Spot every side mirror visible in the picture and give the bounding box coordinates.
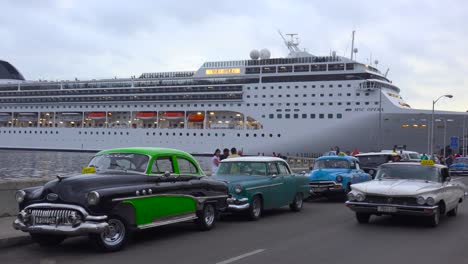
[164,171,171,177]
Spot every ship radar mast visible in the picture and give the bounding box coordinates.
[277,30,314,58]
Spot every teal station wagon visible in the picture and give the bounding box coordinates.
[211,157,310,220]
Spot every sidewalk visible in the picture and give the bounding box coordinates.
[0,216,31,249]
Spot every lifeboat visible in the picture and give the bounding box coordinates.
[136,112,157,120]
[0,113,11,122]
[88,112,106,120]
[61,112,83,122]
[161,111,184,120]
[17,113,38,122]
[188,113,204,122]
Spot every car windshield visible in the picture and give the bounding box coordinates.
[313,159,349,169]
[376,164,440,182]
[408,153,421,160]
[216,162,268,176]
[88,153,149,173]
[357,155,391,166]
[454,158,468,164]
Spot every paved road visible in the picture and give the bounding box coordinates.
[2,178,468,264]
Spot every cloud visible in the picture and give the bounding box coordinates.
[0,0,467,111]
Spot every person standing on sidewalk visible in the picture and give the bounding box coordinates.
[211,149,221,175]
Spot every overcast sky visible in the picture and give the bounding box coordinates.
[1,0,467,112]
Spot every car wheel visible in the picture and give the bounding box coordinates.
[447,205,458,217]
[196,203,216,231]
[427,208,440,227]
[248,196,262,221]
[30,234,66,247]
[355,213,371,224]
[90,216,130,252]
[289,192,304,212]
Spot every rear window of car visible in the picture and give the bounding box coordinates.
[357,155,392,166]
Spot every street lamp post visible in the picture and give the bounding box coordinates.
[431,95,453,157]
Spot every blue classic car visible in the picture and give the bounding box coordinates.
[211,157,310,220]
[308,156,371,196]
[449,157,468,176]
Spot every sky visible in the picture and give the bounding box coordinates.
[1,0,467,112]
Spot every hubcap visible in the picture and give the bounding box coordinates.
[295,194,303,208]
[252,199,261,217]
[204,205,215,226]
[101,219,125,246]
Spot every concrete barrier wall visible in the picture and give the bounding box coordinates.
[0,178,50,217]
[0,167,310,217]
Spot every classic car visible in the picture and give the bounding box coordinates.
[346,160,466,227]
[308,156,371,196]
[356,152,399,178]
[449,157,468,176]
[211,157,310,220]
[13,147,228,252]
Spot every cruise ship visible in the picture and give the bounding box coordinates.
[0,34,466,156]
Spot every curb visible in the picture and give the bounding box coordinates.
[0,234,32,249]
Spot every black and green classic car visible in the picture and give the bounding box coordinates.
[212,157,310,220]
[13,147,228,252]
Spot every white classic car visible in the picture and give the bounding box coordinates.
[345,161,466,227]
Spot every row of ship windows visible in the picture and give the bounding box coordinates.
[1,130,280,138]
[0,103,239,110]
[246,101,380,107]
[2,130,60,135]
[0,86,243,97]
[265,113,343,119]
[0,94,242,104]
[143,132,281,138]
[0,101,380,111]
[246,84,352,90]
[246,92,370,99]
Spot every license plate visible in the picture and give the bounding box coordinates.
[35,216,56,225]
[377,206,397,213]
[312,187,328,192]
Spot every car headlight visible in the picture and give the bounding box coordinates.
[426,197,435,206]
[347,192,355,201]
[355,193,365,202]
[234,185,243,194]
[15,190,26,203]
[87,191,100,205]
[417,196,426,205]
[336,175,343,183]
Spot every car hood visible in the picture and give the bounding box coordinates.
[36,171,150,204]
[211,174,263,184]
[450,164,468,169]
[352,179,442,196]
[308,169,347,181]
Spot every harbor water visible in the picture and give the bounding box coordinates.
[0,149,212,179]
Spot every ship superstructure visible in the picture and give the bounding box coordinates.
[0,34,466,156]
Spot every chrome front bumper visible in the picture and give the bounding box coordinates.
[13,219,108,235]
[227,197,250,211]
[345,201,439,216]
[13,203,108,236]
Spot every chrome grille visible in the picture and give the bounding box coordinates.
[364,195,417,205]
[309,181,336,188]
[30,209,80,225]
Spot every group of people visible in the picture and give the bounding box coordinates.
[211,147,242,173]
